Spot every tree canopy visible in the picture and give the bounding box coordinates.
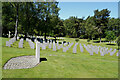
[2,2,119,43]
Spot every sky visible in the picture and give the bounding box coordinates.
[58,2,118,20]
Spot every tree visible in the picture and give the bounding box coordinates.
[10,2,22,40]
[63,16,83,38]
[107,18,120,37]
[105,31,116,44]
[54,18,66,37]
[36,2,60,40]
[19,2,36,39]
[85,16,98,40]
[94,9,111,43]
[2,2,16,37]
[117,36,120,49]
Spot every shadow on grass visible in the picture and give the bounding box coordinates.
[106,44,116,46]
[40,58,47,62]
[93,40,109,43]
[117,48,120,50]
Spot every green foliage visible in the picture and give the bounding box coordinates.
[63,16,84,38]
[108,18,120,37]
[93,9,111,42]
[2,2,119,42]
[117,36,120,49]
[87,38,90,43]
[75,38,79,42]
[2,2,60,39]
[105,31,116,43]
[85,16,98,39]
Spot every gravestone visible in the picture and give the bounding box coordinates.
[53,42,56,51]
[116,50,120,56]
[8,31,11,38]
[73,47,76,53]
[110,49,116,56]
[49,43,52,49]
[42,44,46,50]
[19,38,23,48]
[64,43,67,46]
[63,47,66,52]
[80,43,83,52]
[36,42,40,63]
[100,48,105,56]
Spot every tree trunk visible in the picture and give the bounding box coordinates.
[100,35,101,43]
[24,32,28,40]
[55,36,57,43]
[15,3,19,41]
[44,32,46,41]
[100,37,101,43]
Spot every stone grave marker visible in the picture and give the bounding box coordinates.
[36,42,40,63]
[80,43,83,52]
[110,49,116,56]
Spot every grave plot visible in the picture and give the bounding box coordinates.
[4,42,41,69]
[3,56,39,69]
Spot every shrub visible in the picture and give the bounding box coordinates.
[87,38,90,43]
[105,31,116,43]
[75,38,79,42]
[59,42,62,44]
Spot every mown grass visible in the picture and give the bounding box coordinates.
[2,37,119,78]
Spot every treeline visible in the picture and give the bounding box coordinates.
[2,2,120,42]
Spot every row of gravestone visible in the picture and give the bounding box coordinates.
[83,44,119,56]
[26,38,35,49]
[31,37,67,44]
[6,37,16,47]
[39,41,119,57]
[35,41,72,55]
[6,38,24,48]
[6,38,119,56]
[28,40,120,57]
[6,37,68,50]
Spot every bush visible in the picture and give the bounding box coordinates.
[87,38,90,43]
[105,31,116,43]
[59,42,62,44]
[75,38,79,42]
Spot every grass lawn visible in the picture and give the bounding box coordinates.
[2,37,119,78]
